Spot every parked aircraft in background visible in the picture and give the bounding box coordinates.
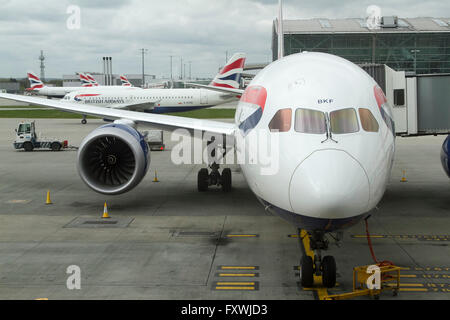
[62,53,246,114]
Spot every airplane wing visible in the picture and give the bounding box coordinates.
[0,93,236,135]
[113,100,161,112]
[185,83,244,95]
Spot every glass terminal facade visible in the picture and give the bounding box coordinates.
[273,31,450,74]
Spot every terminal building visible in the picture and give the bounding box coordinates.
[272,17,450,75]
[271,16,450,136]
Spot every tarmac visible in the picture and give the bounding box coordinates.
[0,118,448,300]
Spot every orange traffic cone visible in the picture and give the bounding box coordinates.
[45,190,52,205]
[153,170,159,182]
[102,202,110,218]
[400,170,407,182]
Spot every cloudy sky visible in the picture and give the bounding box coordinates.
[0,0,449,79]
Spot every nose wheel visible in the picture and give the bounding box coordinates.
[81,115,87,124]
[300,230,337,288]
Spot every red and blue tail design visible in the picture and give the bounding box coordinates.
[26,72,44,91]
[120,75,132,87]
[79,73,94,87]
[86,73,99,86]
[210,53,246,89]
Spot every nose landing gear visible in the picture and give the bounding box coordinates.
[299,230,337,288]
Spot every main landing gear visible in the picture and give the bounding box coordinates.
[300,230,337,288]
[197,164,232,192]
[197,135,232,192]
[81,115,87,124]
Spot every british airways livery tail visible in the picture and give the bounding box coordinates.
[26,72,44,91]
[210,53,246,89]
[79,73,94,87]
[86,73,99,86]
[120,75,132,87]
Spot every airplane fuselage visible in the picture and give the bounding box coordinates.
[31,86,141,99]
[235,52,396,232]
[64,88,238,113]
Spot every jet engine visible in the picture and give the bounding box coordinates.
[441,135,449,178]
[77,124,150,194]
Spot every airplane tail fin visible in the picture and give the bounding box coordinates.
[79,73,93,87]
[210,53,246,89]
[86,73,99,86]
[26,71,44,91]
[120,75,132,87]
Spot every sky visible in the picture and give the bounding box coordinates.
[0,0,449,79]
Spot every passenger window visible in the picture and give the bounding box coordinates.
[330,108,359,134]
[359,108,379,132]
[268,108,292,132]
[294,109,326,134]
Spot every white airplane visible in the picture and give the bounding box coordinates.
[1,51,398,288]
[62,53,246,114]
[26,71,141,98]
[4,1,447,290]
[26,72,85,98]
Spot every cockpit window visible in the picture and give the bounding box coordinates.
[330,108,359,134]
[17,123,31,134]
[294,108,326,134]
[359,108,379,132]
[269,108,292,132]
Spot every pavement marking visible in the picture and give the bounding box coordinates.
[399,288,429,292]
[399,283,424,287]
[213,266,260,291]
[5,199,32,204]
[215,286,255,290]
[351,234,450,241]
[217,273,258,277]
[401,267,450,271]
[226,234,259,238]
[219,266,258,270]
[400,274,417,278]
[216,282,255,285]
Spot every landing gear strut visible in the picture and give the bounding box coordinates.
[300,230,337,288]
[197,135,232,192]
[81,115,87,124]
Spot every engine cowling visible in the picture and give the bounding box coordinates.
[77,124,150,194]
[441,135,449,178]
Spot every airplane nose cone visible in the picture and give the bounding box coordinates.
[289,150,370,219]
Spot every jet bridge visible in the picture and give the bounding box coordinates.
[360,64,450,136]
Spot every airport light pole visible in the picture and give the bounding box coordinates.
[180,57,183,79]
[140,48,148,88]
[188,61,192,80]
[411,49,420,74]
[169,55,174,81]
